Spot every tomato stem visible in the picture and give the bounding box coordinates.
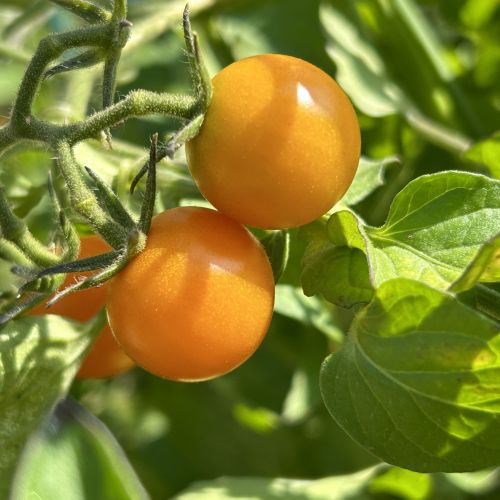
[84,166,137,231]
[46,229,146,308]
[0,1,212,320]
[48,0,112,24]
[138,134,158,234]
[0,187,60,268]
[55,141,130,249]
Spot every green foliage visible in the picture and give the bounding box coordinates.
[1,0,499,498]
[11,397,149,500]
[342,156,400,207]
[175,467,378,499]
[465,133,500,179]
[321,279,500,472]
[0,314,102,498]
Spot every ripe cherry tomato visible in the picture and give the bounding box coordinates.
[186,54,361,229]
[106,207,275,381]
[31,236,134,379]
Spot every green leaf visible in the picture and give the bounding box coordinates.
[11,397,149,500]
[460,0,500,29]
[302,243,373,309]
[279,319,332,424]
[464,132,500,179]
[451,233,500,293]
[445,469,499,495]
[259,231,290,283]
[325,172,500,293]
[213,0,334,71]
[327,209,367,251]
[320,1,478,151]
[175,466,379,499]
[320,2,405,117]
[474,284,500,323]
[365,172,500,288]
[274,285,344,342]
[343,156,400,206]
[368,467,433,500]
[0,315,99,498]
[320,278,500,472]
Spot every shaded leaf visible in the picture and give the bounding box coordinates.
[274,284,343,342]
[260,231,290,283]
[175,466,379,499]
[320,2,406,117]
[11,397,149,500]
[302,243,373,309]
[0,314,101,497]
[343,156,400,206]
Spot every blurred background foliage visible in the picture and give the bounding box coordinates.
[0,0,499,498]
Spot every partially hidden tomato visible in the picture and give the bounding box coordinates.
[106,207,275,382]
[31,236,134,379]
[186,54,361,229]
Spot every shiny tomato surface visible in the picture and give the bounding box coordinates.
[31,236,134,379]
[186,54,361,229]
[106,207,275,381]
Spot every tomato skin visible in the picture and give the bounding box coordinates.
[186,54,361,229]
[30,236,134,379]
[106,207,275,382]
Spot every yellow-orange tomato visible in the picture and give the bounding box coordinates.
[31,236,134,379]
[106,207,275,382]
[186,54,361,229]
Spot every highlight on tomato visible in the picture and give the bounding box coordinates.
[186,53,361,229]
[106,206,275,382]
[30,235,135,379]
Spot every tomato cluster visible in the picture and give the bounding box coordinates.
[31,236,134,380]
[37,54,359,382]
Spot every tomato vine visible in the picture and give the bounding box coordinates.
[0,2,211,324]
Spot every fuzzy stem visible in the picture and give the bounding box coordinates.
[139,134,158,234]
[48,0,112,23]
[113,0,128,19]
[0,126,16,156]
[85,166,136,230]
[0,187,60,267]
[10,24,111,132]
[64,90,198,143]
[55,142,129,248]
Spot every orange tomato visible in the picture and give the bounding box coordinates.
[31,236,134,379]
[106,207,275,381]
[186,54,361,229]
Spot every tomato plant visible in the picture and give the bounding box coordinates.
[106,206,275,381]
[1,1,500,499]
[31,236,134,379]
[186,54,361,229]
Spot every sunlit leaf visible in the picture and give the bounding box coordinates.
[464,132,500,179]
[321,278,500,472]
[451,233,500,293]
[320,172,500,294]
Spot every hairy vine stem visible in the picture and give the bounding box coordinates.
[0,0,212,321]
